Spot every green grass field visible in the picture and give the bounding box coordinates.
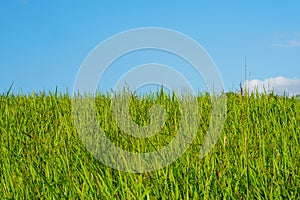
[0,90,299,199]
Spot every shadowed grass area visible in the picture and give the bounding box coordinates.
[0,90,299,199]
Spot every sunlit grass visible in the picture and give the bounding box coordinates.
[0,90,299,199]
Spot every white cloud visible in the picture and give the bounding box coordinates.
[272,32,300,48]
[245,76,300,96]
[272,39,300,48]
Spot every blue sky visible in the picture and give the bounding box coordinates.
[1,1,300,95]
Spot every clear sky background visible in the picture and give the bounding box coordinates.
[1,1,300,95]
